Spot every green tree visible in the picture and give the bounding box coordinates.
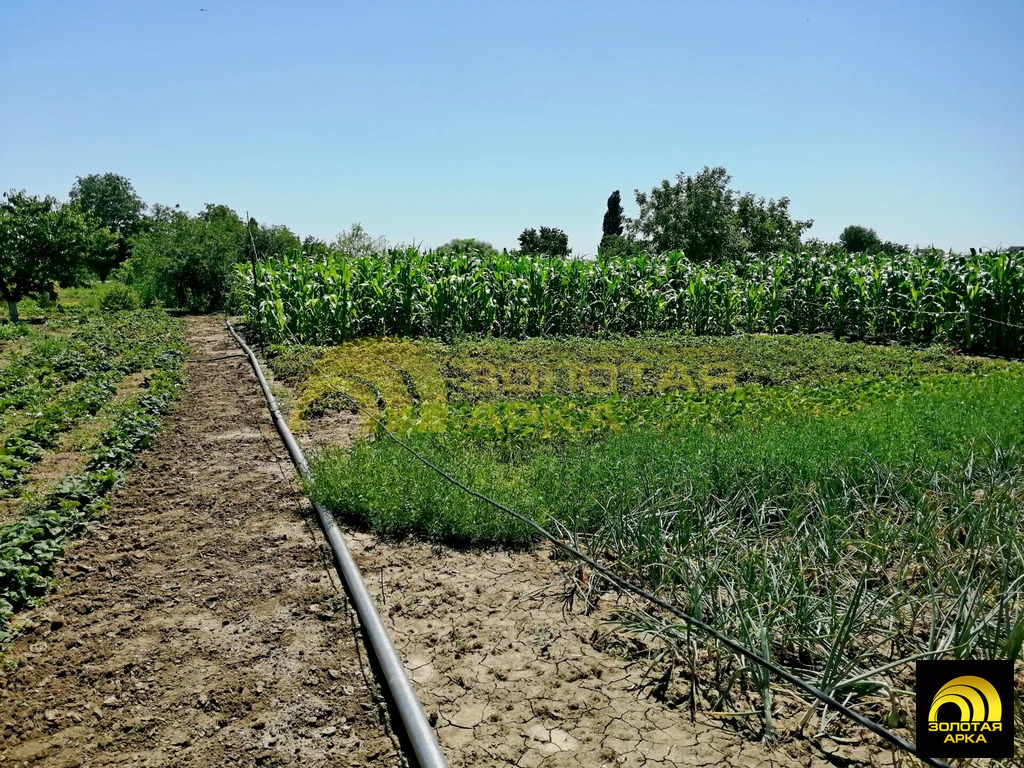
[600,190,625,252]
[68,173,145,280]
[736,193,810,255]
[802,237,838,252]
[630,167,811,261]
[120,204,246,312]
[245,217,301,262]
[838,225,882,254]
[0,191,111,320]
[518,226,570,256]
[302,235,331,259]
[198,202,245,231]
[630,167,736,260]
[439,238,496,253]
[331,223,388,256]
[878,239,909,254]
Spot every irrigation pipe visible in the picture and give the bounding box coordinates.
[188,353,248,363]
[225,321,448,768]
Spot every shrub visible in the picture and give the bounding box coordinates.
[120,203,245,313]
[99,284,141,312]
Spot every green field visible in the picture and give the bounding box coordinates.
[266,331,1024,737]
[0,290,185,638]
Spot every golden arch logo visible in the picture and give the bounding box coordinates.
[289,339,448,438]
[928,675,1002,725]
[287,341,743,442]
[917,660,1014,759]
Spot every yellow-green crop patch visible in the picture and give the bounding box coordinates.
[268,332,1009,441]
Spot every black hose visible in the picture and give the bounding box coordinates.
[187,353,248,363]
[225,321,448,768]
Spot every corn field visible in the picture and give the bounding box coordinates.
[239,248,1024,355]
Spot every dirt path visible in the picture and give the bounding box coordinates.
[0,317,404,768]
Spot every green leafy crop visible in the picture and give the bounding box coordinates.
[240,248,1024,356]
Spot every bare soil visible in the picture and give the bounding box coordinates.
[349,535,889,768]
[0,317,403,768]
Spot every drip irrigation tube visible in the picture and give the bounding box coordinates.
[226,321,448,768]
[374,424,955,768]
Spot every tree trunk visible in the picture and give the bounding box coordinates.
[7,300,19,322]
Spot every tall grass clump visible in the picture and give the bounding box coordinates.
[240,247,1024,356]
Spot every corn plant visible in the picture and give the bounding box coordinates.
[238,247,1024,356]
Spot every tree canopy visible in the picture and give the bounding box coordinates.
[302,235,331,259]
[629,166,812,261]
[838,225,880,254]
[331,223,388,257]
[246,218,301,262]
[600,191,625,252]
[838,225,908,255]
[121,204,245,312]
[69,173,144,237]
[0,190,113,320]
[439,238,496,253]
[518,226,570,257]
[115,203,302,312]
[68,173,146,280]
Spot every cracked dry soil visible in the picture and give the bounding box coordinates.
[351,536,879,768]
[0,317,403,768]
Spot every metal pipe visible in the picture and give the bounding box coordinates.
[225,321,448,768]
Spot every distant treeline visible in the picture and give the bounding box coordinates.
[3,168,1018,326]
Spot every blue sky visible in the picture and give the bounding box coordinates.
[3,1,1022,254]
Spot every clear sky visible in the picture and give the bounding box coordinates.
[3,1,1022,255]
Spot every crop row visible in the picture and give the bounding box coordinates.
[0,311,186,498]
[0,311,184,425]
[240,248,1024,355]
[0,375,118,493]
[0,315,186,637]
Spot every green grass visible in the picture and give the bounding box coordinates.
[310,365,1023,546]
[0,281,133,325]
[291,334,1021,545]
